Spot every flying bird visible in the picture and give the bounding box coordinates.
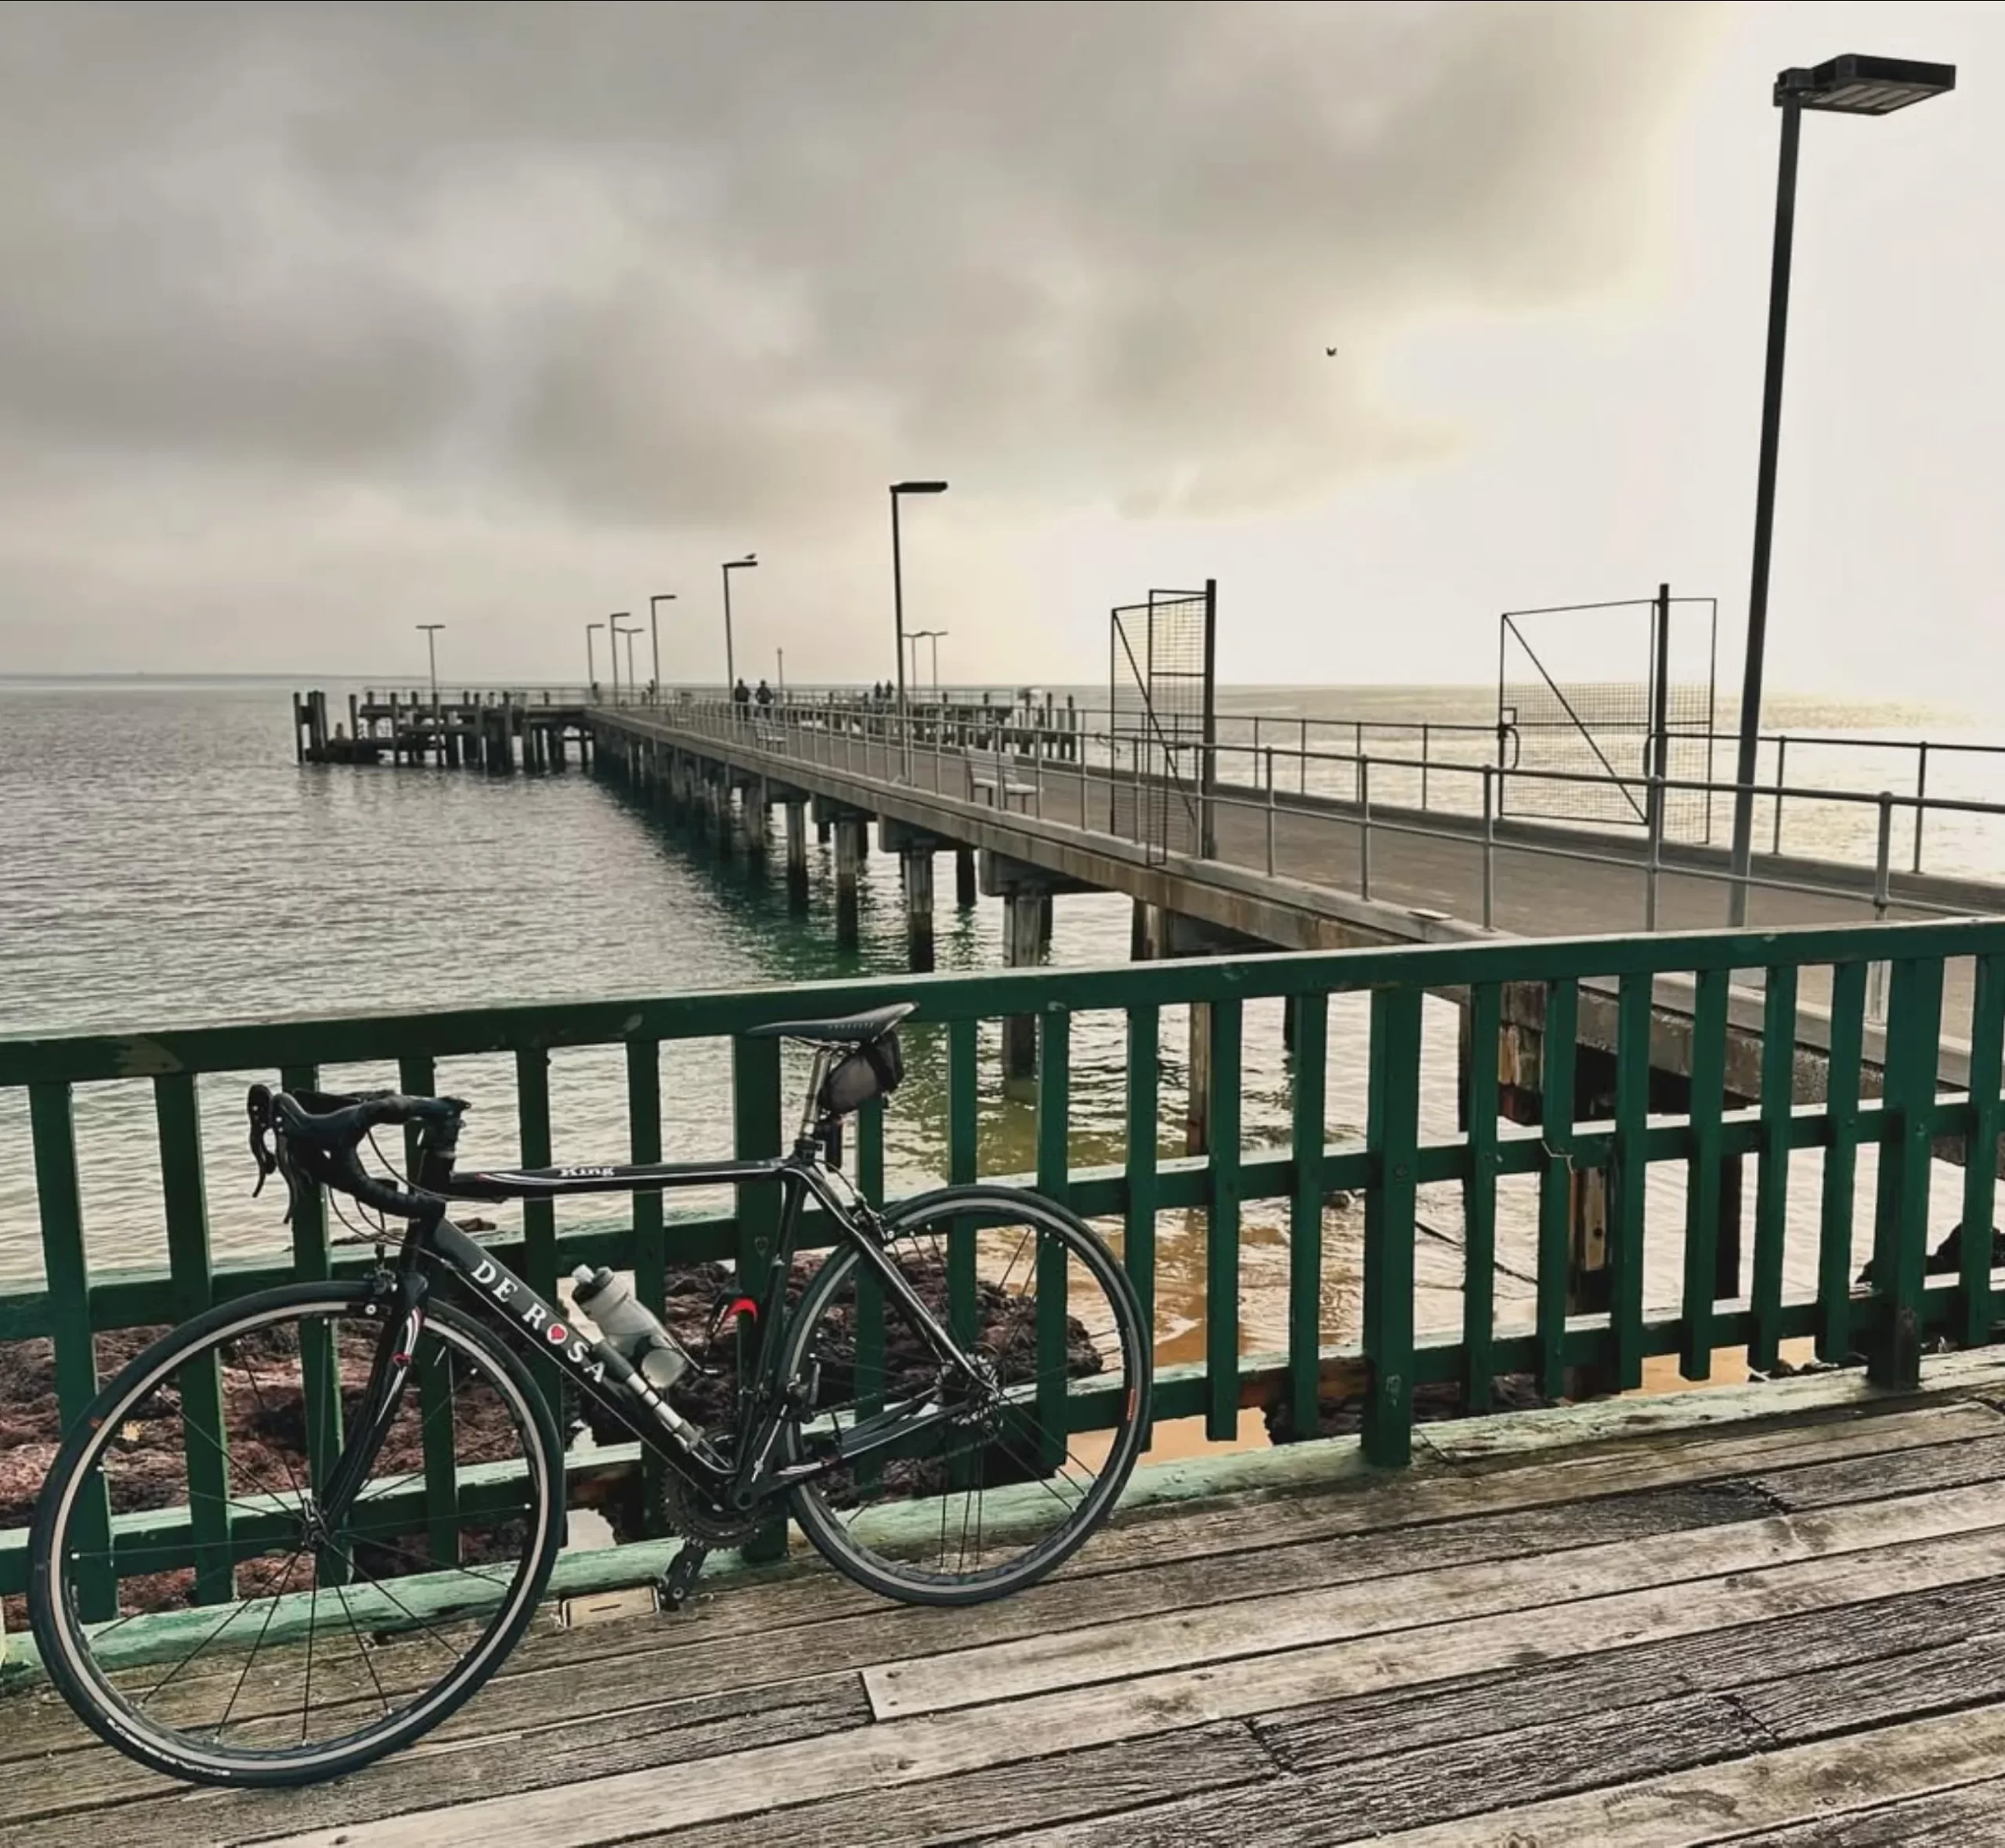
[1324,346,1338,357]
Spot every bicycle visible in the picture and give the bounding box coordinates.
[27,1002,1151,1788]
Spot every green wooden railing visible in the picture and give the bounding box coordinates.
[2,915,2002,1610]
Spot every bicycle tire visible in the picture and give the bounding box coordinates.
[782,1182,1151,1606]
[29,1280,564,1788]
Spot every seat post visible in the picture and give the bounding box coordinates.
[797,1046,834,1143]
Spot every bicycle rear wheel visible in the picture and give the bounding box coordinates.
[781,1184,1150,1605]
[29,1281,562,1788]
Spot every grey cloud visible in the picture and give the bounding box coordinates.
[0,1,1721,608]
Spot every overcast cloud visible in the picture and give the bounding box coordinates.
[0,1,1739,680]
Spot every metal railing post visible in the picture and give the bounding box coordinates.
[1353,723,1364,800]
[1420,724,1431,811]
[1359,754,1372,901]
[1299,716,1308,794]
[1265,748,1277,875]
[1646,774,1664,932]
[1481,764,1497,929]
[1913,742,1929,875]
[1869,789,1894,1020]
[1772,735,1788,857]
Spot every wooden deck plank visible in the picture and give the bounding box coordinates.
[1752,1429,2005,1511]
[247,1525,2005,1848]
[1725,1778,2005,1846]
[1336,1701,2005,1848]
[976,1691,1764,1846]
[615,1723,1279,1848]
[0,1675,872,1843]
[865,1478,2005,1720]
[1257,1572,2005,1775]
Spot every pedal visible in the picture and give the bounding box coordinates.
[653,1541,710,1614]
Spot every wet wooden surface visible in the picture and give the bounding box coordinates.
[11,1377,2005,1846]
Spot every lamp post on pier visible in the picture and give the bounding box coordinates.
[1725,52,1955,926]
[891,481,948,776]
[585,621,605,695]
[648,592,674,699]
[415,623,444,704]
[608,612,631,702]
[721,554,757,691]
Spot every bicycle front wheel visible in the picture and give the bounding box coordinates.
[782,1184,1151,1606]
[29,1281,562,1788]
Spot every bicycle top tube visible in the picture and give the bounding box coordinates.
[442,1153,804,1204]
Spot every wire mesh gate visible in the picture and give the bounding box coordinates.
[1497,589,1719,842]
[1109,583,1216,862]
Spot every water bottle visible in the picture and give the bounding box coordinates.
[569,1266,692,1390]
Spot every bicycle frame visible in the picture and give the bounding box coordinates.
[337,1139,986,1527]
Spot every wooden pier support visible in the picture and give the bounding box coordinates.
[742,780,768,858]
[711,778,735,855]
[1001,890,1050,1083]
[956,846,977,910]
[785,800,810,911]
[903,848,936,973]
[834,816,865,947]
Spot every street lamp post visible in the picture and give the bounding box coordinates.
[608,612,630,702]
[648,592,674,699]
[910,628,947,691]
[1725,53,1955,926]
[415,623,445,704]
[614,621,641,697]
[721,554,757,691]
[891,482,948,774]
[585,621,605,693]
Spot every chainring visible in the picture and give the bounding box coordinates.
[659,1448,769,1547]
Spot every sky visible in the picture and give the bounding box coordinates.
[0,1,1999,697]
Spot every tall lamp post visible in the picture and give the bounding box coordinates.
[614,620,641,698]
[1726,53,1954,926]
[648,592,675,699]
[911,628,947,691]
[608,612,630,702]
[891,481,948,774]
[585,621,605,693]
[415,623,445,704]
[721,554,757,691]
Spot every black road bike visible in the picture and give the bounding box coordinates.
[28,1004,1151,1788]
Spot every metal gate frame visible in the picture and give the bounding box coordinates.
[1108,581,1217,864]
[1496,587,1719,840]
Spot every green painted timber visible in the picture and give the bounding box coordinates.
[1534,976,1579,1399]
[2,915,2003,1620]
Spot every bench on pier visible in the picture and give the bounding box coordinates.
[970,774,1036,814]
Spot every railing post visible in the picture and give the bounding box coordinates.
[1265,747,1277,875]
[1420,723,1431,810]
[1300,716,1308,794]
[1359,754,1372,901]
[1772,734,1788,857]
[1646,774,1664,932]
[1480,764,1497,929]
[1869,789,1894,1020]
[1913,741,1929,874]
[1353,723,1363,802]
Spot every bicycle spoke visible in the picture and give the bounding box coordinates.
[331,1578,394,1720]
[302,1579,319,1745]
[212,1550,303,1741]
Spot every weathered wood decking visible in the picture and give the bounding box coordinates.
[12,1362,2005,1846]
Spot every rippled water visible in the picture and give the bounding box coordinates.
[2,680,1997,1391]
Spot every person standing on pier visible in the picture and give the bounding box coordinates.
[755,678,774,709]
[732,677,750,720]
